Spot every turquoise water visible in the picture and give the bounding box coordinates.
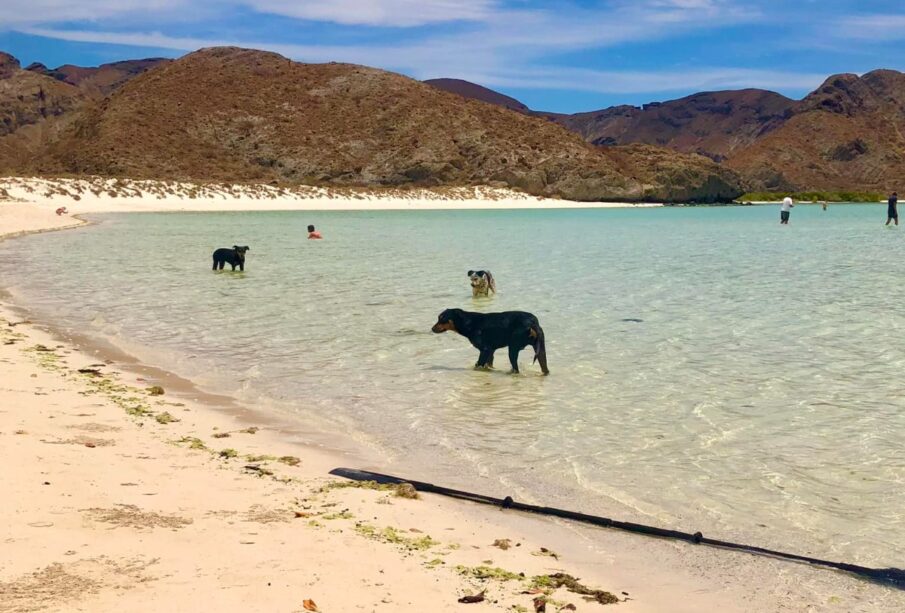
[2,204,904,569]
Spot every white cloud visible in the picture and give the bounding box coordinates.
[7,0,833,104]
[830,13,905,41]
[20,26,825,98]
[2,0,497,28]
[19,0,754,80]
[0,0,188,26]
[464,66,828,94]
[246,0,496,27]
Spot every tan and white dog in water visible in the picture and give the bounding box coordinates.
[468,270,496,297]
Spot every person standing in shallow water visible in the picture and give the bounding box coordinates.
[886,192,898,226]
[780,196,793,225]
[307,224,323,239]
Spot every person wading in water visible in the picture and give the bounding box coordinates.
[886,192,898,226]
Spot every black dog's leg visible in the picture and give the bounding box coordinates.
[212,258,218,271]
[218,261,225,270]
[486,349,495,368]
[476,349,490,369]
[508,345,520,373]
[239,262,244,272]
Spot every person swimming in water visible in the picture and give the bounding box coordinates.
[307,224,323,239]
[886,192,898,226]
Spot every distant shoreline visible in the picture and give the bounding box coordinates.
[1,176,666,211]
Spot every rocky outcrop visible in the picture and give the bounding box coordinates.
[0,52,23,79]
[726,70,905,192]
[0,55,83,136]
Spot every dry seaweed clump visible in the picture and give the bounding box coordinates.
[318,479,395,494]
[174,436,208,451]
[456,565,524,582]
[83,504,193,530]
[354,523,438,551]
[154,412,179,424]
[531,573,619,605]
[146,386,165,396]
[394,482,419,499]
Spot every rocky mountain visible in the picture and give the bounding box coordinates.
[424,79,794,162]
[423,78,530,113]
[0,52,85,170]
[0,52,83,136]
[25,57,169,97]
[545,90,794,162]
[427,73,905,193]
[8,47,739,202]
[725,71,905,192]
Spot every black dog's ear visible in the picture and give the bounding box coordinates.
[467,270,474,276]
[243,246,250,251]
[233,245,239,250]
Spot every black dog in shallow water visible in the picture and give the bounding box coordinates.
[212,246,250,271]
[432,308,549,375]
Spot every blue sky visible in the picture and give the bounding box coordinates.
[1,1,903,113]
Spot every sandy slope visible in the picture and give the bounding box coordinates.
[2,196,902,613]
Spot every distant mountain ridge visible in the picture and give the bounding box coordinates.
[424,72,905,193]
[25,57,169,97]
[725,70,905,191]
[0,47,741,202]
[423,78,530,113]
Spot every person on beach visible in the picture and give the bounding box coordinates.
[55,206,68,216]
[307,224,323,239]
[886,192,898,226]
[780,196,793,224]
[821,201,828,211]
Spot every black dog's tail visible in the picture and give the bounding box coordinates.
[531,324,549,375]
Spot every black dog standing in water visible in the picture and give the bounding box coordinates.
[212,245,250,271]
[432,308,549,375]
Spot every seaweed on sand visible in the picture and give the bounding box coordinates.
[531,573,619,605]
[456,565,524,581]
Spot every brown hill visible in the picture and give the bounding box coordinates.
[419,78,793,162]
[424,78,530,113]
[428,73,905,193]
[547,90,794,162]
[726,70,905,191]
[0,53,85,170]
[25,57,169,97]
[26,47,740,202]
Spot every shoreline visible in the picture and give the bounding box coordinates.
[2,200,901,612]
[0,206,709,613]
[1,176,665,212]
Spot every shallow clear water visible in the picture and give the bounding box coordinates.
[2,204,904,568]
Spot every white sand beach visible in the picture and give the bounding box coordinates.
[0,177,663,212]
